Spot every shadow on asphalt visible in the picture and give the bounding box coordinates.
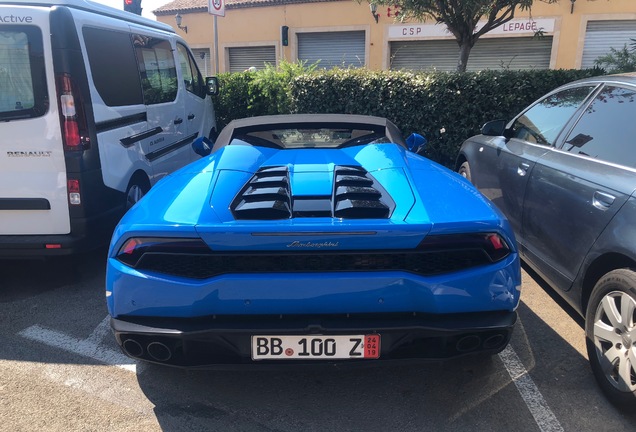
[133,302,634,432]
[0,246,108,303]
[521,261,585,329]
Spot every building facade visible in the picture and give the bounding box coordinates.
[154,0,636,74]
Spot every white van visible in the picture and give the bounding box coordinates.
[0,0,218,257]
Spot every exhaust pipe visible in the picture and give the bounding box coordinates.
[122,338,144,358]
[147,341,172,362]
[483,334,506,350]
[456,335,481,352]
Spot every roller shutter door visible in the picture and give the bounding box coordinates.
[581,20,636,69]
[191,48,211,76]
[228,46,276,73]
[298,31,365,69]
[390,36,552,71]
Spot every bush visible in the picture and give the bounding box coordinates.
[594,41,636,73]
[213,65,604,167]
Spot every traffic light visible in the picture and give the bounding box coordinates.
[124,0,142,15]
[281,26,289,46]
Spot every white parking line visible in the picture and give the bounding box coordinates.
[499,345,563,432]
[18,322,141,373]
[18,320,562,431]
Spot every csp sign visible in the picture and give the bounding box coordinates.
[208,0,225,16]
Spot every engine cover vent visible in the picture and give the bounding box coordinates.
[231,166,292,220]
[231,165,394,220]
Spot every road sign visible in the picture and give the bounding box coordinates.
[208,0,225,17]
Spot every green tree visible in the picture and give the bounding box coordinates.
[369,0,556,72]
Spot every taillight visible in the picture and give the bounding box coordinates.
[116,237,212,267]
[67,179,81,205]
[418,233,511,262]
[57,74,89,151]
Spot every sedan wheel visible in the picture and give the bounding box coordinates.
[585,269,636,409]
[458,161,472,182]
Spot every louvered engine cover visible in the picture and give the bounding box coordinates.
[230,165,395,220]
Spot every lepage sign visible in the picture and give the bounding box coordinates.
[389,18,555,39]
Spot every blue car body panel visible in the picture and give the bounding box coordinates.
[106,115,520,367]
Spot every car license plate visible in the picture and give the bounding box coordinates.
[251,334,380,360]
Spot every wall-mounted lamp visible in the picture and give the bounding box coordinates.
[175,13,188,33]
[369,3,379,23]
[570,0,576,14]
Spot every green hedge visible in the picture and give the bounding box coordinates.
[212,66,604,167]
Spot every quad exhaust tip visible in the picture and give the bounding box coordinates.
[122,338,143,358]
[122,338,173,362]
[456,335,482,352]
[147,341,172,362]
[455,333,507,353]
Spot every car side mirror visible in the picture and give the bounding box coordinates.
[192,137,213,157]
[406,133,427,154]
[480,119,508,136]
[205,77,219,96]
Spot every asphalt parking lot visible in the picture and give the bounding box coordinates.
[1,248,635,432]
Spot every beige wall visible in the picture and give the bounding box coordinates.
[158,0,636,73]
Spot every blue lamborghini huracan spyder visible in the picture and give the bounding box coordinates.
[106,114,520,367]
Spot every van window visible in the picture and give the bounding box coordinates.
[83,27,143,106]
[0,26,48,120]
[177,43,205,98]
[133,35,177,105]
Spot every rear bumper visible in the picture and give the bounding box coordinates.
[111,310,517,368]
[0,205,123,257]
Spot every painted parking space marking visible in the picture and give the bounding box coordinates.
[18,319,141,373]
[18,319,561,430]
[499,346,563,432]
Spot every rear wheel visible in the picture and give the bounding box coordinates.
[125,175,150,210]
[585,269,636,409]
[458,161,472,182]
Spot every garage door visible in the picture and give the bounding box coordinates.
[228,46,276,73]
[298,31,365,69]
[191,48,211,76]
[390,36,553,71]
[581,20,636,69]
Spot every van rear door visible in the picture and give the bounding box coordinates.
[0,9,71,235]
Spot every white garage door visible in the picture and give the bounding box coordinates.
[390,37,553,71]
[191,48,211,77]
[298,31,366,69]
[228,46,276,73]
[581,20,636,69]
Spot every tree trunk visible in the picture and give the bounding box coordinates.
[457,41,472,73]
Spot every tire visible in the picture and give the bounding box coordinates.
[458,161,472,183]
[585,269,636,409]
[125,175,150,210]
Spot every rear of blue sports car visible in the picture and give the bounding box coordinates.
[106,115,520,367]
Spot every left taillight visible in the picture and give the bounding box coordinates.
[116,237,212,267]
[56,74,90,152]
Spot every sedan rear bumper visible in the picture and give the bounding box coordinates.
[111,310,517,368]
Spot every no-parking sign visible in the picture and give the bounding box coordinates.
[208,0,225,16]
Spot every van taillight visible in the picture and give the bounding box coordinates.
[57,74,89,151]
[67,179,81,205]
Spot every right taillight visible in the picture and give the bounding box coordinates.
[418,233,511,262]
